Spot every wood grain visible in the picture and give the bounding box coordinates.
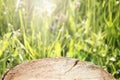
[2,57,115,80]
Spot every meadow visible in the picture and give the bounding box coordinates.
[0,0,120,79]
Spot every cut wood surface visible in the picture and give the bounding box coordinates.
[2,57,115,80]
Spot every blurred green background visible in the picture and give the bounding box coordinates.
[0,0,120,79]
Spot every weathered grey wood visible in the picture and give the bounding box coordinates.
[2,57,115,80]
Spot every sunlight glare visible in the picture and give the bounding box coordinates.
[34,0,56,17]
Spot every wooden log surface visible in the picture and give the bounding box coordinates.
[2,57,115,80]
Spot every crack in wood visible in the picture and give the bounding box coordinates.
[65,60,79,74]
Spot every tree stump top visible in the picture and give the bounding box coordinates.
[2,57,115,80]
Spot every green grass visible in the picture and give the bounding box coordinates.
[0,0,120,79]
